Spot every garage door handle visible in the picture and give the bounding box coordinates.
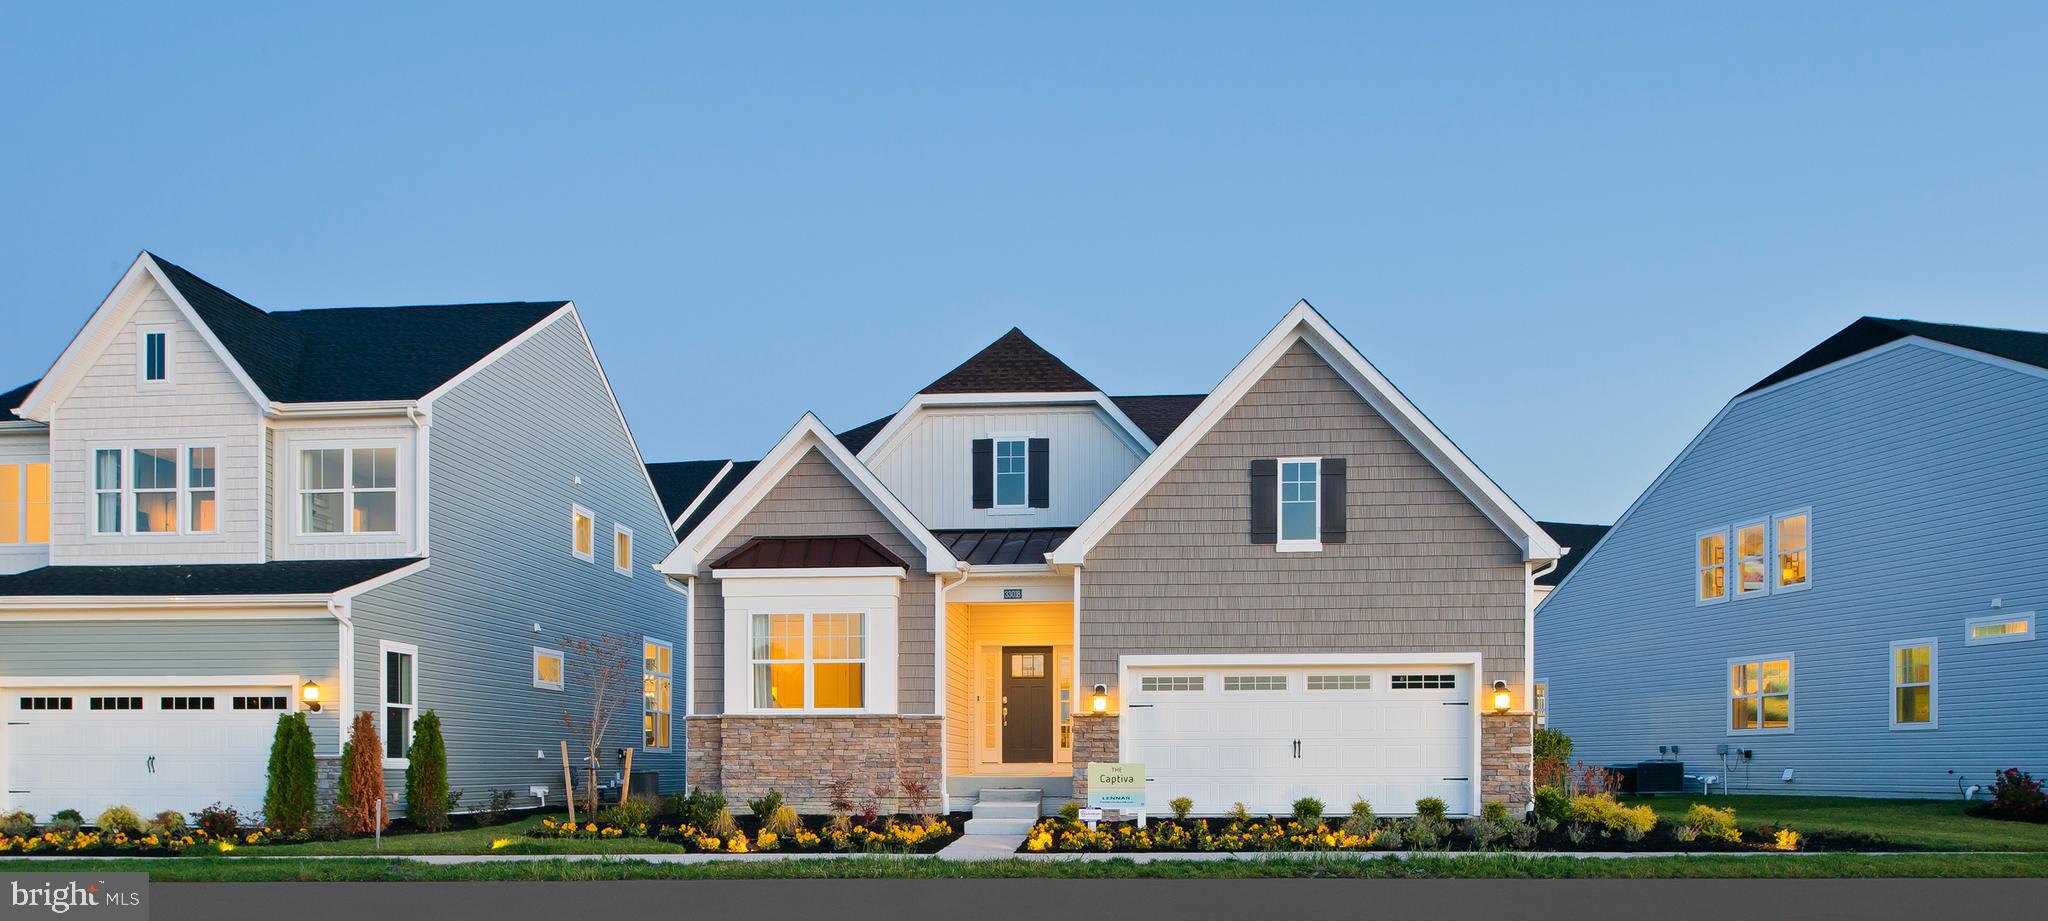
[1442,777,1469,781]
[1442,701,1470,706]
[147,756,155,774]
[1292,740,1301,759]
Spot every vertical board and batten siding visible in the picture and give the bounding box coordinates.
[692,448,934,714]
[865,406,1146,530]
[0,618,342,754]
[347,314,690,799]
[268,421,418,560]
[48,280,264,565]
[1083,340,1529,689]
[0,432,51,574]
[1535,343,2048,796]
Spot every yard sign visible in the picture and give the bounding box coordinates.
[1086,762,1146,809]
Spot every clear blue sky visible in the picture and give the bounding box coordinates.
[4,2,2045,524]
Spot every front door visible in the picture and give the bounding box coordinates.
[1001,646,1053,763]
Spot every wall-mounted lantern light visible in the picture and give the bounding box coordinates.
[1090,684,1109,714]
[300,681,323,712]
[1490,680,1512,714]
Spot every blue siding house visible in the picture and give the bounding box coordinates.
[0,252,686,821]
[1536,318,2048,798]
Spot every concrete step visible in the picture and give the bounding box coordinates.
[976,787,1045,804]
[962,816,1037,836]
[969,801,1041,822]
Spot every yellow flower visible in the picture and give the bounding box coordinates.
[1773,829,1801,851]
[216,841,236,853]
[491,838,516,850]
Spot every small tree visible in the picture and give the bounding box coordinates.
[405,710,451,831]
[338,711,388,834]
[561,634,637,814]
[263,712,318,831]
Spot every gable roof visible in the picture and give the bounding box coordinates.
[645,460,731,525]
[835,414,895,454]
[1055,301,1561,565]
[0,379,39,423]
[711,535,911,571]
[921,328,1099,394]
[1109,394,1205,444]
[1746,317,2048,395]
[1535,521,1610,587]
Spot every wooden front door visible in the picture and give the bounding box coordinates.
[1001,646,1054,763]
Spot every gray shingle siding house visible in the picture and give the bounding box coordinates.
[1535,318,2048,797]
[0,252,686,821]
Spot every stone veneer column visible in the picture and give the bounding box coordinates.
[1480,712,1534,808]
[314,756,343,810]
[1069,714,1119,804]
[685,716,723,792]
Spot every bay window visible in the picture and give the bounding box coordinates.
[90,445,218,535]
[299,446,399,535]
[752,612,865,711]
[1728,656,1792,733]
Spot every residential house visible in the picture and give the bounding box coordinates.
[654,307,1560,819]
[0,252,687,820]
[1530,520,1608,727]
[1535,318,2048,797]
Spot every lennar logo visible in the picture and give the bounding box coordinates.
[5,875,147,917]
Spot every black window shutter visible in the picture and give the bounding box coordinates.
[971,439,994,508]
[1027,438,1050,508]
[1320,457,1347,543]
[1249,459,1278,544]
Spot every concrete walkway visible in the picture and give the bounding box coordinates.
[936,834,1031,860]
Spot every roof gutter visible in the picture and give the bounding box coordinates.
[268,400,419,418]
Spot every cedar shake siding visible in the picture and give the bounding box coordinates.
[1081,341,1529,691]
[691,447,936,714]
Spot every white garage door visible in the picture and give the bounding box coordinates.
[3,684,293,818]
[1122,663,1475,817]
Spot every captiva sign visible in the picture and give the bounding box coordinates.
[1086,761,1146,809]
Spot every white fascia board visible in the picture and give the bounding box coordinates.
[1056,301,1560,564]
[16,252,273,421]
[711,566,907,580]
[854,391,1157,466]
[0,596,333,614]
[670,460,735,531]
[268,400,418,418]
[657,413,960,576]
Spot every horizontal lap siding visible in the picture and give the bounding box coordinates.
[1536,344,2048,796]
[349,315,689,799]
[692,449,933,714]
[0,617,342,753]
[1084,340,1527,688]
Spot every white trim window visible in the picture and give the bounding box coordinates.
[380,641,419,765]
[751,612,865,711]
[1889,639,1936,730]
[0,462,51,545]
[994,437,1029,509]
[571,505,595,561]
[1728,656,1793,733]
[91,445,219,535]
[1696,529,1728,604]
[643,640,673,749]
[613,524,634,576]
[138,326,172,385]
[298,446,399,534]
[1773,509,1810,592]
[533,647,564,691]
[1965,611,2033,647]
[1732,519,1770,598]
[1277,457,1321,550]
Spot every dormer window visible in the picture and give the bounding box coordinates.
[995,439,1028,508]
[139,328,171,384]
[971,437,1049,510]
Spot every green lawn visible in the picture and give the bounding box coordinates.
[4,854,2045,881]
[242,816,689,857]
[1626,795,2048,851]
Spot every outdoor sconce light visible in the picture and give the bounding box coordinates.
[300,681,323,713]
[1490,680,1511,714]
[1090,684,1109,714]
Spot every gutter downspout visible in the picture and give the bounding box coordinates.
[934,563,975,815]
[328,598,354,752]
[407,406,431,556]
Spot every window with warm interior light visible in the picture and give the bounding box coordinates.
[571,506,594,560]
[0,462,50,545]
[1728,657,1792,732]
[533,647,564,690]
[1733,520,1769,597]
[92,446,217,535]
[1774,510,1810,591]
[644,640,673,748]
[751,612,864,711]
[1890,640,1935,729]
[1965,612,2033,646]
[1696,529,1728,603]
[613,524,634,575]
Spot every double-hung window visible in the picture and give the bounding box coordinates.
[1890,640,1936,729]
[1773,510,1810,592]
[299,446,398,534]
[571,506,594,561]
[644,640,673,749]
[994,438,1028,508]
[1728,656,1792,733]
[381,642,418,764]
[1278,458,1320,549]
[613,524,634,575]
[751,612,865,711]
[1696,529,1728,603]
[0,462,50,545]
[91,446,218,535]
[1732,520,1769,597]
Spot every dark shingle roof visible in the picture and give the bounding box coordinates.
[836,415,894,454]
[1536,521,1610,587]
[1,379,39,422]
[1746,317,2048,395]
[934,528,1073,566]
[921,328,1098,394]
[645,460,730,524]
[149,254,566,403]
[0,558,418,596]
[1110,394,1206,444]
[673,459,759,539]
[711,535,910,571]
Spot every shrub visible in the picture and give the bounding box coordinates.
[1057,801,1082,823]
[1622,823,1647,843]
[1565,823,1587,845]
[50,809,83,832]
[1226,802,1252,824]
[0,810,34,835]
[1533,785,1570,826]
[474,789,518,826]
[1372,821,1404,849]
[338,711,388,834]
[764,803,802,837]
[1466,817,1504,849]
[824,780,856,830]
[263,712,318,832]
[1773,828,1802,851]
[899,779,935,819]
[1568,761,1621,796]
[94,805,143,835]
[1481,801,1509,823]
[1169,796,1194,821]
[1567,793,1655,836]
[707,807,738,838]
[1673,824,1700,843]
[1405,816,1443,848]
[748,789,785,818]
[403,710,451,832]
[1508,817,1538,849]
[191,803,239,838]
[1291,797,1324,825]
[1414,797,1447,823]
[1684,802,1741,843]
[673,788,727,829]
[146,810,187,837]
[1986,768,2048,822]
[1533,728,1574,788]
[1343,798,1375,834]
[600,801,653,828]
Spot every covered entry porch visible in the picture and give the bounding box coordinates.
[943,594,1077,805]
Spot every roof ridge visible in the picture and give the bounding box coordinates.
[269,300,570,316]
[919,327,1099,394]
